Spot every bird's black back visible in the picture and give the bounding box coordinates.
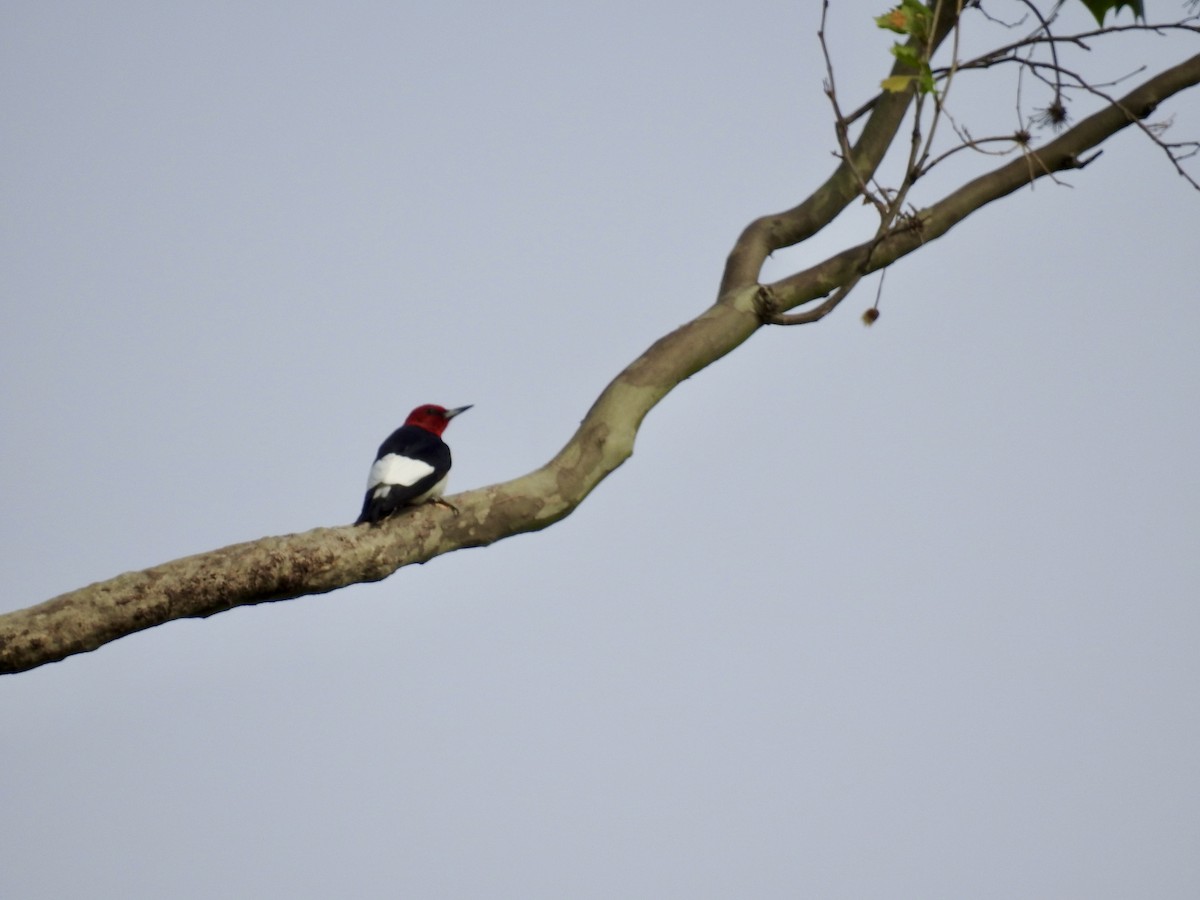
[376,424,451,467]
[356,424,452,524]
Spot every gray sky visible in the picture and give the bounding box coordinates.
[3,3,1198,898]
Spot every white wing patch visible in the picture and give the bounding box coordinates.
[371,473,448,503]
[368,453,435,490]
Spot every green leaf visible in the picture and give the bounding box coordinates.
[1076,0,1146,25]
[875,1,933,40]
[881,74,917,93]
[890,44,924,69]
[875,9,909,33]
[878,2,937,96]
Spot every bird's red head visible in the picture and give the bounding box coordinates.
[404,404,472,436]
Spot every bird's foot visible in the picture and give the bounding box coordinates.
[430,497,460,516]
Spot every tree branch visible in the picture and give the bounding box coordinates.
[763,51,1200,317]
[0,293,762,674]
[3,45,1197,676]
[717,4,963,296]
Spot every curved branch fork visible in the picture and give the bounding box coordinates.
[761,52,1200,322]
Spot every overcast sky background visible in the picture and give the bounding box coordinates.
[3,3,1198,898]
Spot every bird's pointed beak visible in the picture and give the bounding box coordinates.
[445,405,472,419]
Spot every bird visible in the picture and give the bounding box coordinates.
[356,404,471,525]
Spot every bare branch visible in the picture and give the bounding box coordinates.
[954,20,1200,76]
[718,6,964,295]
[819,2,888,215]
[759,272,865,326]
[766,52,1200,316]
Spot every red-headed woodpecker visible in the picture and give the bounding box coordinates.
[356,404,471,525]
